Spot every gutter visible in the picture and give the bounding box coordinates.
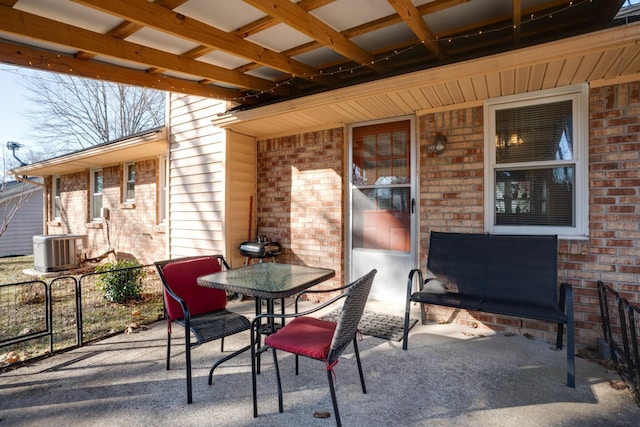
[13,173,45,188]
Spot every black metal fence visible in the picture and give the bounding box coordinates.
[0,265,163,368]
[598,280,640,405]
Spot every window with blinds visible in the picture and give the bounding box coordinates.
[484,85,588,237]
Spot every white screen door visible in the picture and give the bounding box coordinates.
[349,118,417,303]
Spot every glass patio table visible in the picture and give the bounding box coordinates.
[197,262,336,333]
[197,262,336,373]
[197,262,335,300]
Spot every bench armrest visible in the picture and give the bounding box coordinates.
[403,268,425,350]
[559,282,575,387]
[559,282,573,314]
[407,268,424,298]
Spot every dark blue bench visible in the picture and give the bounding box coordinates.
[403,231,575,387]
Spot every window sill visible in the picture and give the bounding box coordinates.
[154,223,167,234]
[122,202,136,209]
[47,220,61,227]
[86,222,103,229]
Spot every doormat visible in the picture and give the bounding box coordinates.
[321,310,418,342]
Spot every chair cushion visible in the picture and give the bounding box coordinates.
[162,257,227,320]
[265,316,337,360]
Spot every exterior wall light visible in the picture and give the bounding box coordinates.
[428,134,447,155]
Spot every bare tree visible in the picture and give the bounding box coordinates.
[21,72,165,153]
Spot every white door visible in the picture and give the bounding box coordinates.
[348,117,417,304]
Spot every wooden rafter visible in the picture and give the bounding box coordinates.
[0,40,237,99]
[244,0,387,74]
[387,0,443,59]
[0,0,624,108]
[0,5,287,95]
[75,0,189,61]
[233,0,335,38]
[513,0,522,44]
[72,0,332,84]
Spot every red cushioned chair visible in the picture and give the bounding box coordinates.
[250,269,376,427]
[155,255,251,404]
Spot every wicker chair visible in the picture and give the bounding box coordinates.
[154,255,251,404]
[250,269,377,426]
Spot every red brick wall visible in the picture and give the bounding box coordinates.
[418,106,582,342]
[47,159,166,265]
[573,83,640,341]
[418,107,495,330]
[416,83,640,346]
[256,129,344,289]
[253,82,640,347]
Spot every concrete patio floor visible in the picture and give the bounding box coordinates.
[1,299,638,427]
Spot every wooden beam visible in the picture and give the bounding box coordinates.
[0,40,239,100]
[233,0,335,38]
[72,0,329,84]
[244,0,387,74]
[513,0,521,44]
[0,5,287,95]
[244,0,467,69]
[387,0,443,59]
[76,0,189,60]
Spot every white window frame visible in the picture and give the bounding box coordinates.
[90,168,104,221]
[483,84,589,239]
[123,162,135,202]
[52,175,61,219]
[159,156,167,223]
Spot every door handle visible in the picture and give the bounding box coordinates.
[411,198,415,214]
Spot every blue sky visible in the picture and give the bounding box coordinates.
[0,64,35,171]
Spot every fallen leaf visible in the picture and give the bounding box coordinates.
[313,412,331,419]
[609,380,627,390]
[524,333,535,340]
[1,351,21,364]
[125,322,141,334]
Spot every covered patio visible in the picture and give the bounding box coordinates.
[0,299,637,426]
[2,2,640,423]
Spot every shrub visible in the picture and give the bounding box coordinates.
[95,260,146,303]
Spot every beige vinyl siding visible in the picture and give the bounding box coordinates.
[168,94,228,258]
[225,131,257,268]
[167,94,257,263]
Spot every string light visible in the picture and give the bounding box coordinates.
[225,0,597,103]
[0,0,603,104]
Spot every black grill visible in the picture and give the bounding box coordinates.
[239,241,282,259]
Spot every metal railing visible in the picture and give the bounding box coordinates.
[598,280,640,405]
[0,265,162,368]
[0,280,52,351]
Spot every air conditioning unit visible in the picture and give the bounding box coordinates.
[33,234,88,272]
